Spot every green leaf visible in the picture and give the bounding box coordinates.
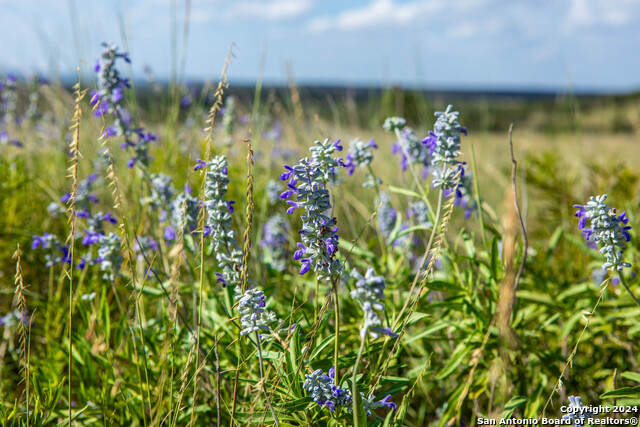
[516,291,556,307]
[501,396,527,418]
[490,235,500,279]
[279,397,312,411]
[387,185,424,200]
[436,344,471,380]
[348,244,376,260]
[395,224,433,239]
[288,325,303,396]
[424,280,464,293]
[621,372,640,383]
[309,335,335,362]
[546,226,564,258]
[405,322,448,344]
[601,386,640,399]
[561,311,584,338]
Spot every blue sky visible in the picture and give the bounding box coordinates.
[1,0,639,91]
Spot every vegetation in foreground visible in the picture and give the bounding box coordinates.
[1,43,640,426]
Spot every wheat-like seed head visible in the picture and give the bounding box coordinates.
[13,245,29,379]
[241,138,255,293]
[373,168,462,391]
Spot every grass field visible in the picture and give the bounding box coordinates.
[1,44,640,426]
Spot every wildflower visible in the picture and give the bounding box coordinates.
[32,233,69,267]
[169,188,200,238]
[260,214,290,272]
[362,393,397,414]
[384,116,431,174]
[343,138,377,176]
[406,200,432,228]
[424,105,467,189]
[574,194,632,271]
[262,119,283,142]
[97,232,123,281]
[303,366,353,413]
[198,155,242,288]
[133,236,159,255]
[265,179,282,204]
[93,43,155,168]
[377,193,398,242]
[164,226,177,242]
[221,95,235,143]
[47,202,65,217]
[143,173,176,210]
[280,138,344,280]
[0,310,32,328]
[235,288,277,336]
[60,173,100,218]
[377,193,410,248]
[561,396,594,426]
[382,117,406,132]
[444,166,477,218]
[351,267,397,339]
[81,292,97,301]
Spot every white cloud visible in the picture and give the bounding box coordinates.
[306,0,495,33]
[308,0,447,33]
[564,0,639,31]
[226,0,313,21]
[447,17,502,39]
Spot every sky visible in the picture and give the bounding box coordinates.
[1,0,639,92]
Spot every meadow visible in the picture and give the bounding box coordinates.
[1,44,640,426]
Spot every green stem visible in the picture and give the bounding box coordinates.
[46,267,53,336]
[393,186,444,329]
[469,142,487,247]
[256,333,280,427]
[315,278,319,321]
[352,336,367,427]
[366,164,388,263]
[618,271,640,309]
[333,287,340,385]
[393,128,426,197]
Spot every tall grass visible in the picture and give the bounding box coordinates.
[0,43,639,427]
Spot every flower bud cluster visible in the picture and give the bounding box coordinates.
[260,214,290,272]
[378,192,398,243]
[144,173,176,210]
[351,267,398,339]
[377,193,412,248]
[221,95,236,144]
[235,288,277,337]
[169,188,200,239]
[362,393,397,414]
[196,156,242,287]
[406,200,432,228]
[97,232,123,281]
[280,139,344,280]
[141,175,200,242]
[303,366,353,413]
[265,179,282,204]
[34,172,126,278]
[382,117,406,132]
[574,194,632,271]
[61,173,100,218]
[388,124,431,173]
[343,138,377,176]
[31,233,70,267]
[423,105,467,189]
[92,43,156,168]
[444,166,477,218]
[0,74,22,147]
[561,396,594,426]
